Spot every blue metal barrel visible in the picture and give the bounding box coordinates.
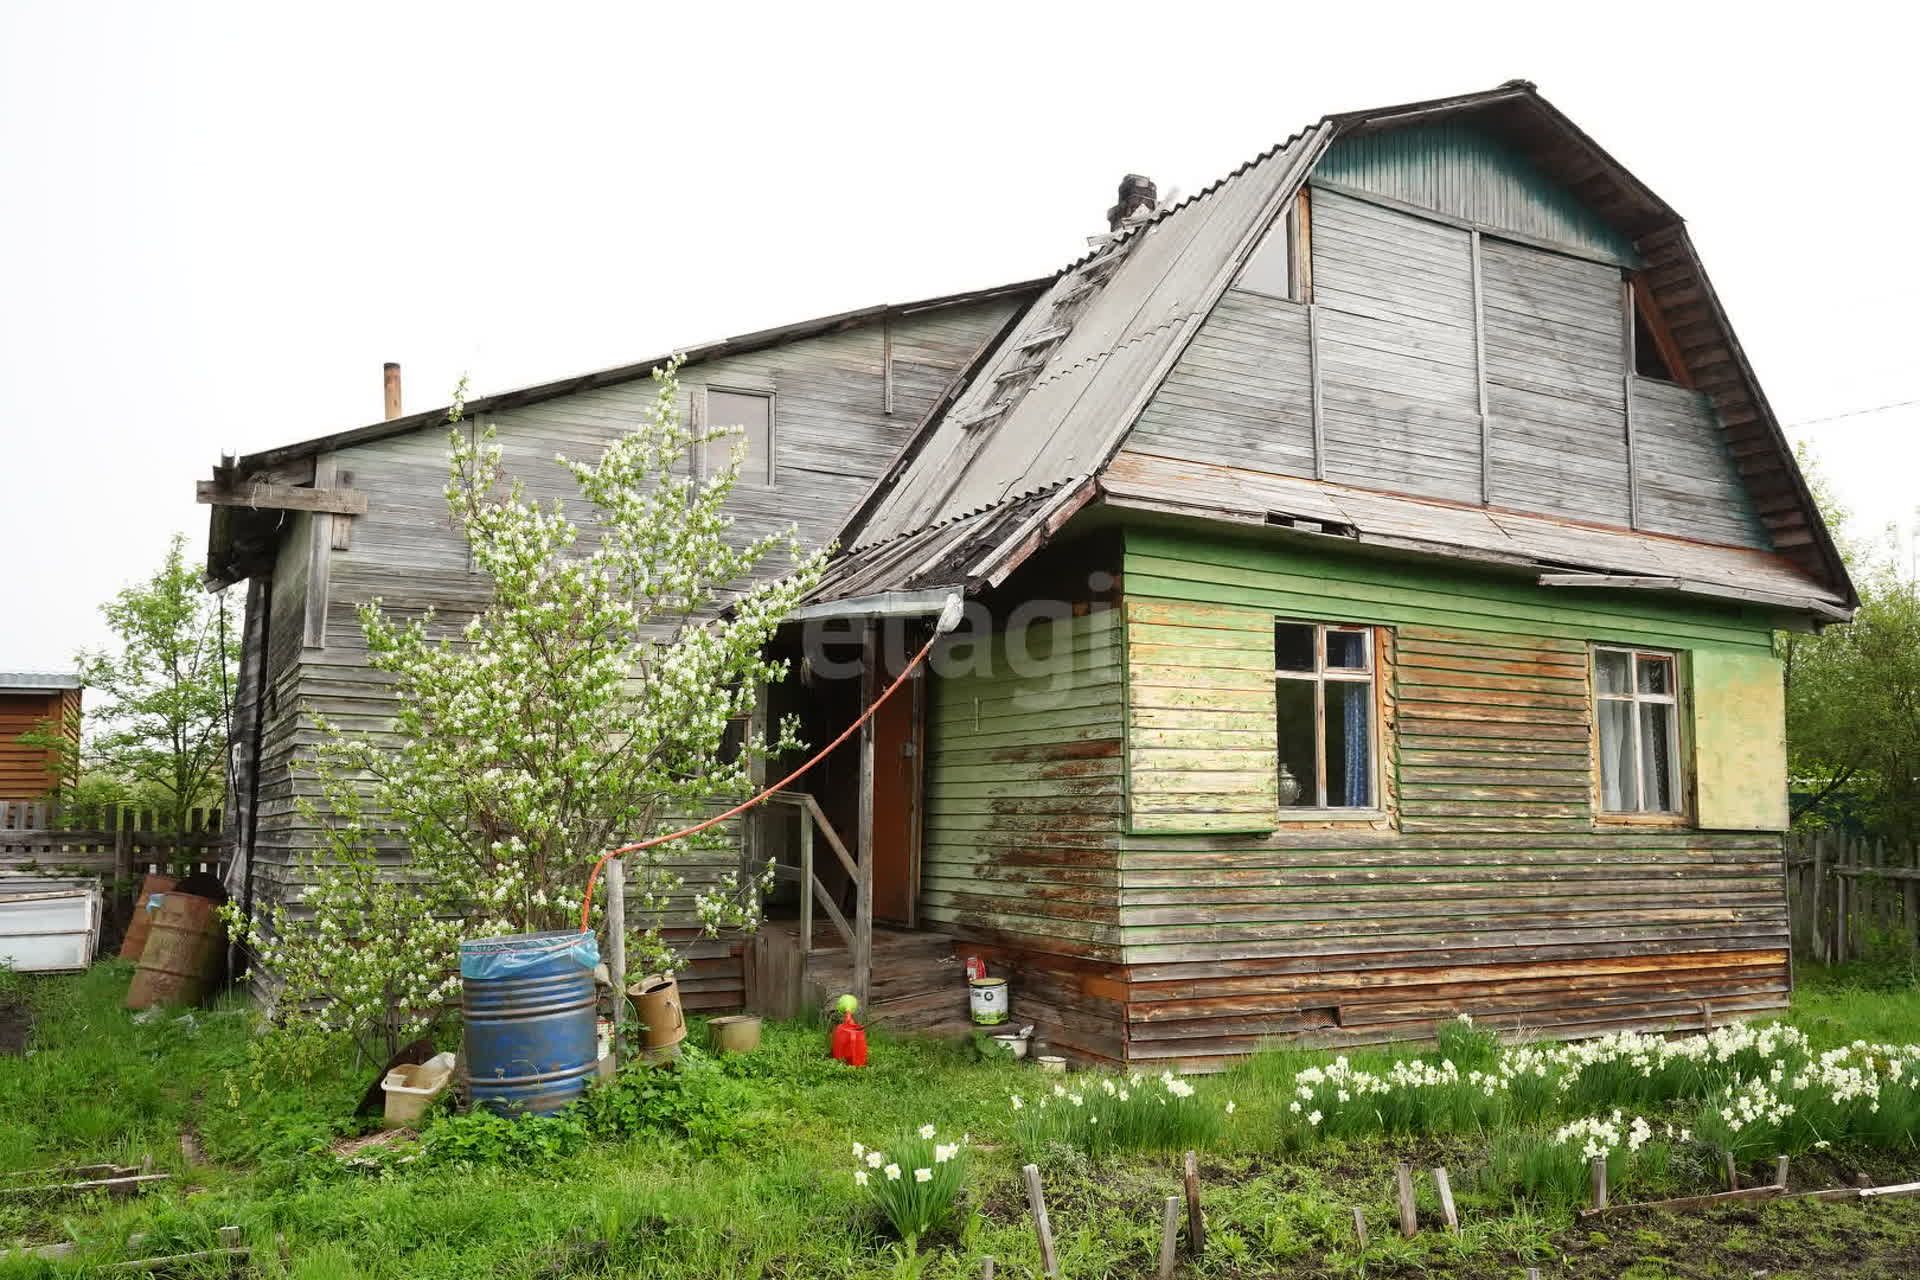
[459,930,600,1116]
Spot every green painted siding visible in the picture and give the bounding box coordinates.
[924,609,1127,957]
[1116,525,1789,1067]
[1317,124,1639,265]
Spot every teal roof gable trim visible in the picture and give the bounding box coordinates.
[1317,122,1640,265]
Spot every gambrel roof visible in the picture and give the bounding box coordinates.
[818,82,1854,619]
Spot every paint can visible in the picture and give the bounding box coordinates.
[969,975,1009,1026]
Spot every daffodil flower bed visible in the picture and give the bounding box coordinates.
[1008,1071,1229,1156]
[1277,1015,1920,1172]
[851,1126,968,1252]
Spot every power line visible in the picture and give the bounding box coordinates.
[1784,398,1920,430]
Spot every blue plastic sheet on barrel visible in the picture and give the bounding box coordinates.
[460,931,601,1116]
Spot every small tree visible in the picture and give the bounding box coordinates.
[1781,444,1920,841]
[20,534,237,832]
[233,362,825,1064]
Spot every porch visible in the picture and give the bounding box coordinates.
[743,790,969,1035]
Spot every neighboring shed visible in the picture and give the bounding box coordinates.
[0,674,81,801]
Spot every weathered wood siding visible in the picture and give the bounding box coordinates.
[1121,133,1772,554]
[1631,377,1769,548]
[1315,124,1639,266]
[1115,525,1789,1068]
[1127,290,1316,478]
[1480,236,1631,525]
[243,299,1021,932]
[1313,189,1483,503]
[922,607,1130,1063]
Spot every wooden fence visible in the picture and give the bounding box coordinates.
[0,802,228,887]
[1787,831,1920,965]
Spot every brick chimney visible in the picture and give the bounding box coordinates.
[1106,174,1158,232]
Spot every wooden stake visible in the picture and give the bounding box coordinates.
[979,1259,994,1280]
[1181,1150,1207,1256]
[1158,1195,1180,1280]
[1022,1164,1057,1279]
[1394,1162,1417,1238]
[1591,1156,1608,1212]
[1723,1152,1740,1191]
[1775,1155,1790,1189]
[1351,1206,1368,1250]
[1432,1166,1459,1233]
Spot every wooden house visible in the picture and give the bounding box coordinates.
[0,674,81,801]
[202,83,1852,1065]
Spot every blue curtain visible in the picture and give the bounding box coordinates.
[1340,683,1370,807]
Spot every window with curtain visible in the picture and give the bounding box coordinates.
[1273,621,1378,811]
[1594,645,1682,814]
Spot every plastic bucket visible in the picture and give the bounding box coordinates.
[628,973,686,1050]
[460,931,600,1116]
[119,874,179,961]
[382,1053,455,1128]
[708,1014,762,1054]
[969,976,1009,1026]
[126,892,224,1010]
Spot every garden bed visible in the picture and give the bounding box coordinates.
[3,962,1920,1277]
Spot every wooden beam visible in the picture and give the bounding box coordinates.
[196,479,367,515]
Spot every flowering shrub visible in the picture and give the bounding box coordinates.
[231,361,826,1073]
[852,1127,968,1251]
[1010,1072,1227,1156]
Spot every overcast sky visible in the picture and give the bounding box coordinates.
[3,3,1913,670]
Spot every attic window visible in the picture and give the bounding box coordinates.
[1234,189,1311,303]
[703,389,774,484]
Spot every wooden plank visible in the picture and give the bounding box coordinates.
[196,479,367,515]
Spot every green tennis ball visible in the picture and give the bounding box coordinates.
[836,993,859,1014]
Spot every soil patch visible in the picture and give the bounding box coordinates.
[0,995,31,1056]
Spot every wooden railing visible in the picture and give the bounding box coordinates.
[1788,831,1920,965]
[765,791,870,1008]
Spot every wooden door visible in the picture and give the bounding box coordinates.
[869,654,922,926]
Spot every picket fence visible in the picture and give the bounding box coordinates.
[0,801,228,887]
[1787,830,1920,965]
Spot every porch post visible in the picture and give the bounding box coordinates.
[855,621,877,1012]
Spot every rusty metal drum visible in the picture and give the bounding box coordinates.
[125,891,224,1009]
[118,874,179,962]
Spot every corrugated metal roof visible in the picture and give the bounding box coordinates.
[807,484,1076,605]
[853,123,1332,545]
[820,82,1850,615]
[0,673,81,692]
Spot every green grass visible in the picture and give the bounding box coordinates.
[3,963,1920,1276]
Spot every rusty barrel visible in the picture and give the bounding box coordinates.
[125,892,225,1010]
[118,874,179,961]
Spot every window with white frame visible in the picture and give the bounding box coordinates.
[1274,621,1377,810]
[702,389,773,484]
[1594,646,1681,814]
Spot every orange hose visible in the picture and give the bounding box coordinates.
[577,626,944,933]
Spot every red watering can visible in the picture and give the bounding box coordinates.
[830,1003,868,1067]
